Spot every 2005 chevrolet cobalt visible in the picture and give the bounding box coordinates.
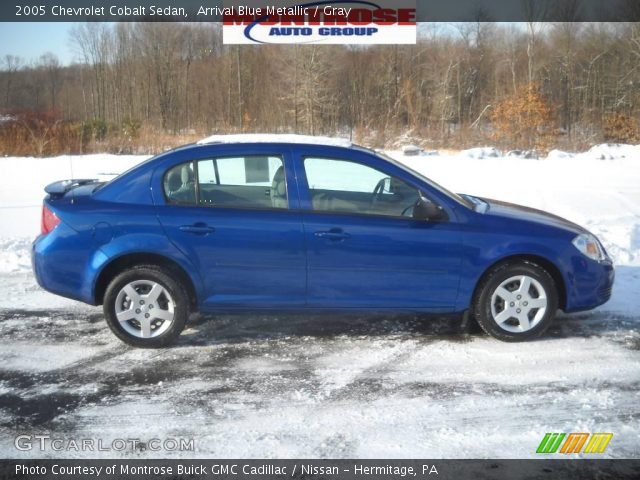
[32,134,614,347]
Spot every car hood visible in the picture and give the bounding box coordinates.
[479,197,586,235]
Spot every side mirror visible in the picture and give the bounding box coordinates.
[413,196,447,222]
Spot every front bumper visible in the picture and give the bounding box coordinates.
[564,255,615,313]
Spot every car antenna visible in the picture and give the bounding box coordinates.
[69,155,75,204]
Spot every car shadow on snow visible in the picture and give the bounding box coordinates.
[179,307,636,348]
[180,311,483,347]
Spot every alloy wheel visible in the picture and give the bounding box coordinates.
[114,280,175,338]
[490,275,548,333]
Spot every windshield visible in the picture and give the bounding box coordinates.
[375,151,475,209]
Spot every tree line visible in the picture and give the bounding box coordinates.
[1,21,639,155]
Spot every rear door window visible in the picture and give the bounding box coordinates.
[163,156,287,209]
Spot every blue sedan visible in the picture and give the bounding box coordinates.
[32,135,614,347]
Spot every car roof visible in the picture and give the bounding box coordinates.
[196,133,354,148]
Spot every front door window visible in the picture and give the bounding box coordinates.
[304,157,419,217]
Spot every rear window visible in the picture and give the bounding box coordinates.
[164,162,196,204]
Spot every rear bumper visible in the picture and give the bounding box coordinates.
[32,224,99,305]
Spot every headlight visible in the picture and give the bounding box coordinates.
[572,233,606,261]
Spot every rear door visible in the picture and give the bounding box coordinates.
[154,147,306,308]
[294,148,463,310]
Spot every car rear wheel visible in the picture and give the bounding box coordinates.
[472,261,558,342]
[103,265,189,348]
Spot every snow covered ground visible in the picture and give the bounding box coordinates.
[0,144,638,458]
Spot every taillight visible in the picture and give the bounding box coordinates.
[41,204,60,235]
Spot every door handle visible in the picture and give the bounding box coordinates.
[314,229,351,241]
[179,223,215,235]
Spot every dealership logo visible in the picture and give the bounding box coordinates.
[222,0,416,44]
[14,434,194,452]
[536,432,613,454]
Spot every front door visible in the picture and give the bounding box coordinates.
[298,154,462,310]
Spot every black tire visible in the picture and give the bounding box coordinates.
[472,260,559,342]
[103,265,189,348]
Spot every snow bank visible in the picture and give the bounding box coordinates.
[547,144,640,161]
[0,238,32,273]
[546,149,574,160]
[401,144,422,156]
[459,147,502,158]
[455,143,640,161]
[506,149,538,159]
[582,143,640,160]
[400,145,439,157]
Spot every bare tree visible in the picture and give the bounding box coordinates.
[70,23,112,119]
[135,23,182,130]
[523,0,550,83]
[38,52,62,109]
[2,54,22,108]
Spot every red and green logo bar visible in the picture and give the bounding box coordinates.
[537,433,613,454]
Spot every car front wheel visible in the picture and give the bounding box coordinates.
[472,261,559,342]
[103,265,189,348]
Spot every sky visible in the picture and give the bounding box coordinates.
[0,23,76,65]
[0,21,520,67]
